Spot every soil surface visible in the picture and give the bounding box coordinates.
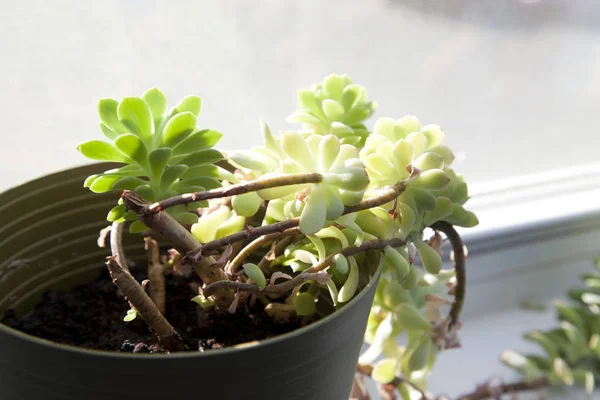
[1,266,300,353]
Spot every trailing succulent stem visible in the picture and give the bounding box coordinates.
[431,221,465,330]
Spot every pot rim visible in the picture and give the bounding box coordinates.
[0,162,383,360]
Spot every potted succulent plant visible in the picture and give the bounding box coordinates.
[0,74,478,400]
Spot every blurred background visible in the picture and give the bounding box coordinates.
[2,0,600,191]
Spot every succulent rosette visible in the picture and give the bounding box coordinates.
[77,88,224,232]
[231,129,370,235]
[360,115,478,238]
[286,73,378,146]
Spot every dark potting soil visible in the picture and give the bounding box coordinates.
[1,267,300,353]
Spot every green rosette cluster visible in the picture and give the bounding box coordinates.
[286,73,378,146]
[190,205,247,244]
[77,88,224,232]
[360,115,478,236]
[501,260,600,395]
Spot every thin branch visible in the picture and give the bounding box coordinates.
[343,182,406,214]
[188,218,301,262]
[149,172,323,212]
[203,272,332,297]
[110,221,129,272]
[228,228,301,274]
[430,221,465,329]
[105,256,184,352]
[356,364,431,400]
[455,377,550,400]
[264,272,332,294]
[145,237,166,315]
[188,182,407,263]
[257,235,297,272]
[203,280,260,297]
[306,237,406,275]
[122,191,200,255]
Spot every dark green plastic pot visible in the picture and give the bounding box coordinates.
[0,163,383,400]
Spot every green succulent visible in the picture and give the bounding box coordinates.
[360,116,478,241]
[286,73,378,147]
[501,260,600,395]
[77,88,224,232]
[191,205,246,244]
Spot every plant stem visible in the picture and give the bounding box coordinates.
[122,190,235,310]
[188,218,301,262]
[343,182,406,214]
[110,221,129,272]
[228,228,301,273]
[350,375,371,400]
[430,221,465,329]
[203,272,331,297]
[188,182,407,262]
[122,191,199,254]
[264,272,332,293]
[455,377,550,400]
[149,172,323,212]
[257,235,298,273]
[145,237,166,315]
[105,256,184,352]
[306,237,406,274]
[356,364,431,400]
[203,280,260,296]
